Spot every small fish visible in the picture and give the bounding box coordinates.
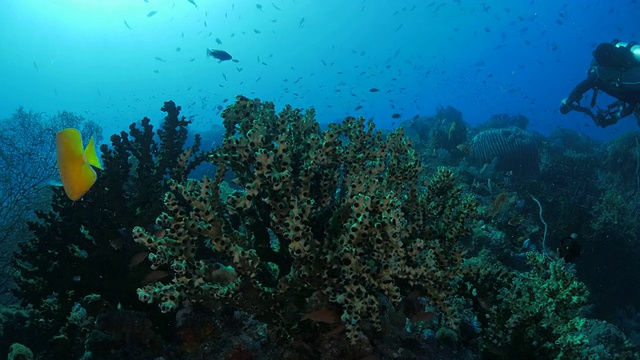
[507,215,524,226]
[369,88,380,92]
[154,56,166,62]
[256,3,263,11]
[299,17,305,28]
[175,47,181,52]
[409,311,436,323]
[301,309,340,324]
[253,29,261,34]
[355,105,363,110]
[123,20,132,30]
[129,251,149,268]
[391,113,401,119]
[457,144,471,154]
[207,49,233,61]
[215,38,223,45]
[141,270,169,285]
[448,121,457,140]
[186,0,198,8]
[33,61,39,70]
[147,11,158,17]
[56,128,102,201]
[109,238,123,250]
[153,69,159,73]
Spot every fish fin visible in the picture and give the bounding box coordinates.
[56,128,97,201]
[65,161,97,201]
[45,179,63,187]
[83,137,102,170]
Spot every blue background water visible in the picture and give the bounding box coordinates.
[0,0,638,142]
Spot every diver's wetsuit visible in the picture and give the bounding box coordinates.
[562,41,640,127]
[567,60,640,106]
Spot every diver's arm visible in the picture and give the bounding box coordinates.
[560,70,599,114]
[566,71,598,104]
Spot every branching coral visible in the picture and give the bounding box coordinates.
[10,101,211,356]
[465,252,591,358]
[134,96,477,346]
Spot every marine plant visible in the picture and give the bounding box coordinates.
[133,96,477,356]
[8,101,211,356]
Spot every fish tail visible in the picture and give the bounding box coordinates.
[83,137,103,169]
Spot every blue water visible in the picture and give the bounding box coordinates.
[1,0,638,142]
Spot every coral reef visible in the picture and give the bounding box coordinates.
[474,113,530,132]
[7,343,34,360]
[133,96,477,353]
[404,105,469,165]
[4,98,640,359]
[590,189,637,240]
[85,310,165,359]
[465,251,607,358]
[8,101,212,356]
[469,126,540,176]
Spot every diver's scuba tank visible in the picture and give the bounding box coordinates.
[613,40,640,62]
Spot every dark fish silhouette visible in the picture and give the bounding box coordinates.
[558,235,582,262]
[147,11,158,17]
[369,88,380,92]
[207,49,234,62]
[187,0,197,8]
[123,20,132,29]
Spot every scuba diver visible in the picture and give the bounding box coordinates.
[559,40,640,127]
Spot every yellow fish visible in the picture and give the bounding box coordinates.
[56,128,102,201]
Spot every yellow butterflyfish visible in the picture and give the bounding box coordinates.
[56,128,102,201]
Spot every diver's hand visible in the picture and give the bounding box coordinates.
[559,98,572,114]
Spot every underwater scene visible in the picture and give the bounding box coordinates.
[3,0,640,359]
